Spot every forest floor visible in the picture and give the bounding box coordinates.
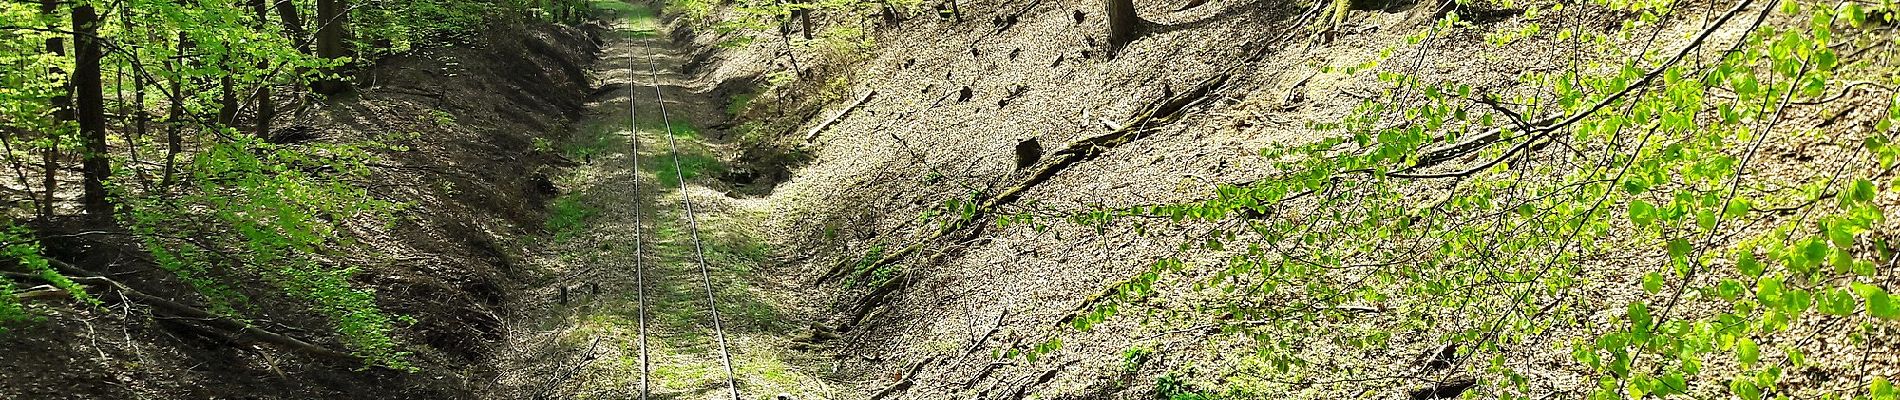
[482,5,852,399]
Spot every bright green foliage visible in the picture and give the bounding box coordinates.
[547,194,596,242]
[0,4,70,147]
[0,224,95,334]
[1006,0,1900,397]
[665,0,898,81]
[0,0,578,370]
[123,136,412,369]
[842,244,895,287]
[0,277,25,335]
[1155,373,1214,400]
[1120,345,1155,373]
[651,151,725,187]
[355,0,494,56]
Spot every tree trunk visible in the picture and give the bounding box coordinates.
[73,2,111,217]
[122,3,149,187]
[798,2,813,40]
[40,0,66,218]
[218,76,238,127]
[162,34,187,189]
[1105,0,1139,49]
[254,0,273,137]
[275,0,309,53]
[313,0,350,95]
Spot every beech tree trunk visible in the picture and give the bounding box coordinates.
[73,2,111,217]
[40,0,65,217]
[275,0,309,53]
[254,0,273,137]
[313,0,350,95]
[1105,0,1139,49]
[218,76,238,127]
[162,34,187,189]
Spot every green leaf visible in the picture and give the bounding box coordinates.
[1667,238,1693,263]
[1796,239,1829,273]
[1819,287,1855,315]
[1784,288,1812,314]
[1737,337,1760,366]
[1850,178,1878,204]
[1623,177,1649,194]
[1758,276,1786,304]
[1629,200,1657,227]
[1731,378,1761,400]
[1853,283,1900,319]
[1658,373,1687,396]
[1829,221,1857,248]
[1844,3,1867,28]
[1737,250,1766,277]
[1725,198,1753,218]
[1643,271,1664,294]
[1628,301,1653,332]
[1832,248,1856,274]
[1718,279,1747,301]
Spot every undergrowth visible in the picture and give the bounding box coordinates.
[0,225,99,337]
[547,194,597,242]
[651,147,726,188]
[123,136,414,369]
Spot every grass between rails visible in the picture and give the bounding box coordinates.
[533,7,847,394]
[640,119,727,188]
[543,124,833,398]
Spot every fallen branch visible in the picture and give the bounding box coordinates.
[1005,360,1078,399]
[951,311,1007,368]
[992,0,1045,33]
[846,270,911,326]
[11,285,70,301]
[850,74,1231,280]
[30,259,365,365]
[868,356,938,400]
[959,361,1011,391]
[804,90,878,142]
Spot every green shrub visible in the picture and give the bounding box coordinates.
[0,279,27,335]
[1155,373,1211,400]
[0,224,97,335]
[124,136,412,369]
[355,0,493,56]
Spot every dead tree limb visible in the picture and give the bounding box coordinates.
[804,90,877,142]
[33,259,366,365]
[868,356,939,400]
[846,74,1231,285]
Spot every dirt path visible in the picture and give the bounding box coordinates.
[484,5,850,399]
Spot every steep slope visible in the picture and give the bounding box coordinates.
[657,0,1900,398]
[0,22,597,399]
